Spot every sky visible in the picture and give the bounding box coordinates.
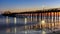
[0,0,60,12]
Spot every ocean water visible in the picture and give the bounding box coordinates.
[0,15,60,34]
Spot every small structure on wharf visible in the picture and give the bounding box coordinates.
[2,11,16,17]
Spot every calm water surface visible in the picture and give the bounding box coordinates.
[0,15,60,34]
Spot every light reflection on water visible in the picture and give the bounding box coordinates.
[0,16,60,34]
[5,27,47,34]
[14,17,16,24]
[42,31,46,34]
[0,26,47,34]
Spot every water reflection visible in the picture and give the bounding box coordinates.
[31,14,33,22]
[6,28,10,33]
[42,31,46,34]
[14,17,16,24]
[5,27,48,34]
[1,12,60,34]
[5,16,60,31]
[24,18,27,30]
[6,16,10,24]
[25,18,27,24]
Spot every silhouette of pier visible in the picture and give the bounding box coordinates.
[2,8,60,31]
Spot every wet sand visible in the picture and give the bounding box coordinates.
[48,30,60,34]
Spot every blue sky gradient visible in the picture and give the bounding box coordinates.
[0,0,60,11]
